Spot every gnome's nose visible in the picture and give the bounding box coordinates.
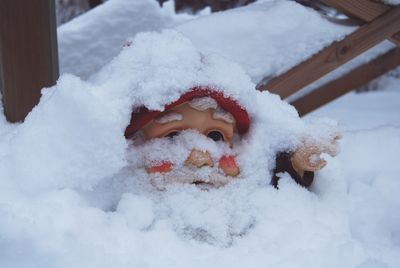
[185,149,214,168]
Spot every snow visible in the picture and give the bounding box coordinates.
[56,0,90,26]
[307,91,400,131]
[58,0,355,84]
[58,0,197,79]
[58,0,394,101]
[176,0,355,83]
[383,0,400,5]
[175,1,396,99]
[0,1,399,267]
[130,130,236,189]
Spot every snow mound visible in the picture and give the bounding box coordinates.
[58,0,196,79]
[58,0,355,83]
[0,30,399,268]
[175,0,354,83]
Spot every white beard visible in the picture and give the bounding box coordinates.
[128,130,239,190]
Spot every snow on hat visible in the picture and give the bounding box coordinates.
[124,86,250,138]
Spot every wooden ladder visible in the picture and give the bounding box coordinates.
[257,0,400,116]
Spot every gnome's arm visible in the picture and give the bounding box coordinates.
[272,133,341,188]
[272,152,314,188]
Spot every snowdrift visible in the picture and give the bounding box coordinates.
[0,29,399,268]
[58,0,195,79]
[58,0,396,102]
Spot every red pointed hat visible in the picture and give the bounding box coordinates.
[124,87,250,138]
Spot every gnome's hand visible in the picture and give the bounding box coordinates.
[291,133,341,176]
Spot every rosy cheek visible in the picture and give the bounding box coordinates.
[218,155,240,177]
[146,162,173,174]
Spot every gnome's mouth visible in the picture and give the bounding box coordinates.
[191,180,214,190]
[148,167,239,190]
[144,147,240,190]
[192,180,211,186]
[133,130,241,190]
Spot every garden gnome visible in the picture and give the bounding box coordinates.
[125,87,339,189]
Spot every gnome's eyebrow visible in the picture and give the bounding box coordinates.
[213,107,234,124]
[154,111,183,124]
[189,97,235,124]
[188,97,218,111]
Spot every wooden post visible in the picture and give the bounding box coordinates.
[291,47,400,116]
[0,0,59,122]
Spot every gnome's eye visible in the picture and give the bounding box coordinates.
[164,131,180,139]
[207,130,225,142]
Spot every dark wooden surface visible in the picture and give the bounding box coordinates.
[320,0,400,45]
[159,0,256,12]
[257,6,400,99]
[88,0,103,8]
[291,47,400,116]
[0,0,59,122]
[321,0,390,21]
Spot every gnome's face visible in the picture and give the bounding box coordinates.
[143,99,234,144]
[138,97,241,189]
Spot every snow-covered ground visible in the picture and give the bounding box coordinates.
[58,0,196,79]
[309,91,400,131]
[1,1,399,268]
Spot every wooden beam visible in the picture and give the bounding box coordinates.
[89,0,103,8]
[320,0,400,45]
[0,0,59,122]
[174,0,256,12]
[256,6,400,99]
[320,0,390,21]
[291,47,400,116]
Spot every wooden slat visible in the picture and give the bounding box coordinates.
[320,0,400,45]
[291,47,400,116]
[321,0,390,21]
[256,6,400,99]
[173,0,256,12]
[89,0,103,8]
[0,0,59,122]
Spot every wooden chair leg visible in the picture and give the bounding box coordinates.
[320,0,400,45]
[256,6,400,99]
[291,47,400,116]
